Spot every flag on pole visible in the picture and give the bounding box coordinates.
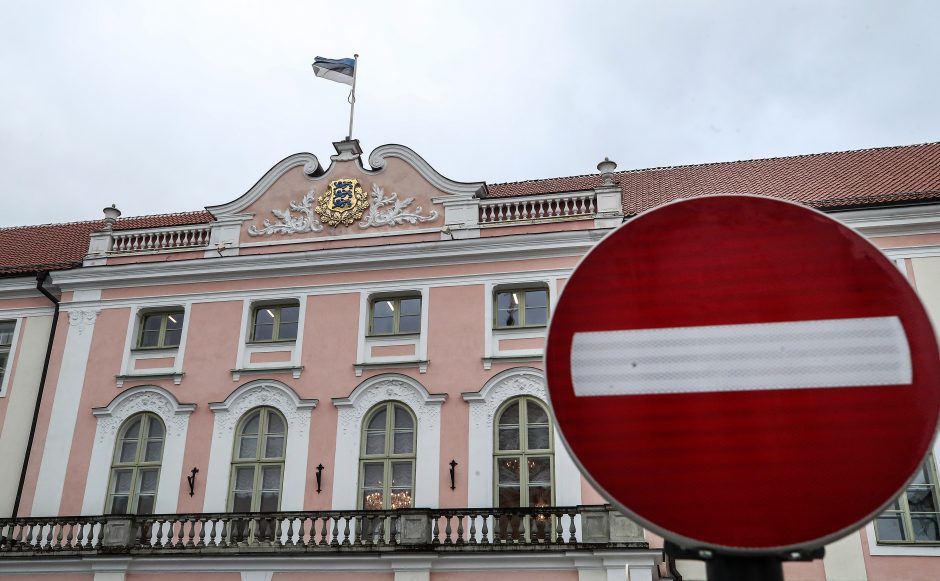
[311,56,356,86]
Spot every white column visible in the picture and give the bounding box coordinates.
[32,308,99,516]
[823,531,869,581]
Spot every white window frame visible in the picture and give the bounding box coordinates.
[234,296,307,381]
[118,303,192,387]
[0,318,22,397]
[483,278,558,369]
[355,287,429,376]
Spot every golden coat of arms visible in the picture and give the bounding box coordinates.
[314,178,369,226]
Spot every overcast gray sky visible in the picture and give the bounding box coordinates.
[1,1,937,227]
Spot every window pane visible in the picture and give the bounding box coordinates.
[261,466,282,490]
[279,305,299,324]
[912,516,940,541]
[232,492,252,512]
[113,470,133,494]
[0,323,14,345]
[371,316,393,335]
[496,293,513,311]
[147,419,164,439]
[908,488,938,513]
[398,314,420,334]
[497,307,518,327]
[400,298,421,316]
[390,488,412,509]
[367,409,387,431]
[528,456,552,484]
[260,491,279,512]
[138,468,159,494]
[527,426,551,450]
[875,514,906,541]
[498,458,521,485]
[234,466,255,491]
[142,314,163,332]
[241,412,261,435]
[374,301,394,318]
[137,495,155,515]
[498,486,521,508]
[391,461,413,487]
[277,321,298,340]
[365,431,386,455]
[0,352,7,376]
[362,488,384,510]
[238,436,258,459]
[362,463,384,488]
[140,329,160,348]
[253,323,274,342]
[394,406,414,430]
[498,426,520,450]
[525,290,547,309]
[528,485,552,508]
[144,440,163,462]
[266,412,285,435]
[499,402,519,426]
[526,400,548,424]
[393,430,414,454]
[911,463,935,485]
[163,327,182,347]
[524,291,548,326]
[264,435,284,459]
[124,416,143,439]
[119,440,139,463]
[110,495,129,514]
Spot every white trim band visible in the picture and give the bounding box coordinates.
[570,316,912,396]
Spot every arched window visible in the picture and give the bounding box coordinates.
[106,412,165,514]
[229,407,286,512]
[359,401,416,510]
[494,396,554,508]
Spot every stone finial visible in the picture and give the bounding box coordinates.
[102,204,121,229]
[597,157,617,186]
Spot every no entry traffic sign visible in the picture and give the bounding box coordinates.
[545,195,940,553]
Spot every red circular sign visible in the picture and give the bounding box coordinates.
[546,195,940,552]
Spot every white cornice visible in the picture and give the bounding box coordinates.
[50,229,608,291]
[829,203,940,237]
[0,276,42,300]
[368,144,487,197]
[206,153,322,217]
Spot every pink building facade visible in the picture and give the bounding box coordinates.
[1,140,939,581]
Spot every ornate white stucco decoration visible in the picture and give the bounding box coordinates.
[83,385,196,514]
[247,189,324,236]
[68,308,100,335]
[92,385,196,443]
[208,379,317,433]
[358,184,439,228]
[463,367,547,431]
[331,374,446,509]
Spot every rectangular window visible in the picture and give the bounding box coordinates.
[369,296,421,336]
[1,321,16,385]
[137,311,184,349]
[495,288,549,328]
[250,303,299,342]
[875,456,940,543]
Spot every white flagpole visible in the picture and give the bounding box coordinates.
[347,54,359,140]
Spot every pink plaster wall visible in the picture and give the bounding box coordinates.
[580,476,606,505]
[498,337,544,350]
[371,343,416,357]
[0,575,92,581]
[0,296,51,309]
[859,527,939,581]
[135,356,176,369]
[301,293,359,509]
[275,574,392,581]
[871,232,940,249]
[128,575,239,581]
[250,349,293,363]
[781,559,827,581]
[427,285,484,508]
[480,219,596,238]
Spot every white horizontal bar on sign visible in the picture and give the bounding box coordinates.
[570,316,912,397]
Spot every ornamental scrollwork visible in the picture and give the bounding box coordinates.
[247,189,324,236]
[359,184,439,228]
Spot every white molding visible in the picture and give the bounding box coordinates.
[462,367,581,510]
[831,204,940,237]
[234,295,307,379]
[118,302,191,385]
[239,225,442,248]
[0,317,22,397]
[206,153,321,217]
[0,306,55,320]
[882,244,940,259]
[358,287,430,372]
[483,277,553,364]
[0,277,45,300]
[0,549,662,575]
[49,229,607,291]
[368,144,486,197]
[82,386,196,515]
[332,374,446,510]
[31,307,100,516]
[203,380,317,512]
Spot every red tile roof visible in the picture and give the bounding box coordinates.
[2,143,939,277]
[0,211,212,276]
[487,142,940,215]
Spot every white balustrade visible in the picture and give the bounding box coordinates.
[479,192,597,225]
[109,226,212,254]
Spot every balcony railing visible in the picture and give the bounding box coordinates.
[479,192,597,226]
[108,225,212,254]
[0,505,645,557]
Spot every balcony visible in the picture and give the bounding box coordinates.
[0,505,646,557]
